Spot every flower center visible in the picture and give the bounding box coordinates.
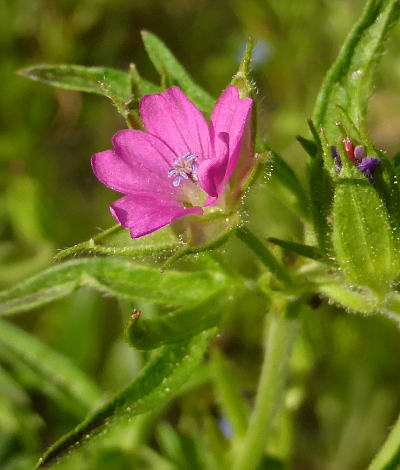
[168,153,198,187]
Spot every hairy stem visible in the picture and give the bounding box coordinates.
[232,304,298,470]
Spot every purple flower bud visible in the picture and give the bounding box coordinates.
[354,145,365,163]
[356,157,380,183]
[331,146,342,173]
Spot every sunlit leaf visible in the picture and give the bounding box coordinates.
[0,258,226,315]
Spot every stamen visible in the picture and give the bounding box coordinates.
[168,153,198,187]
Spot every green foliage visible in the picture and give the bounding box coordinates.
[56,225,180,260]
[318,283,381,314]
[0,319,101,418]
[3,1,400,469]
[0,258,225,315]
[141,31,215,113]
[125,288,235,350]
[268,238,323,262]
[35,330,215,468]
[19,64,131,101]
[306,122,334,257]
[313,0,400,142]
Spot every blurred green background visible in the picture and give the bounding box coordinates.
[1,0,400,469]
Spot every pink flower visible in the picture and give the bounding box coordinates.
[92,85,253,238]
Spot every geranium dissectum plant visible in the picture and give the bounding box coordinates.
[92,85,253,238]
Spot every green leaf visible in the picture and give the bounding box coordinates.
[332,165,399,291]
[19,64,131,102]
[56,225,180,261]
[6,174,51,246]
[141,31,215,113]
[268,238,323,262]
[0,258,227,316]
[128,63,161,97]
[296,135,318,159]
[125,288,234,350]
[0,319,101,418]
[35,330,215,469]
[313,0,400,142]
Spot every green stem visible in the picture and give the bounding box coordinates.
[235,227,291,285]
[232,305,298,470]
[366,411,400,470]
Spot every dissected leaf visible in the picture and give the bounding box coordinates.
[0,320,101,418]
[35,329,215,469]
[141,31,215,113]
[0,258,227,315]
[313,0,400,142]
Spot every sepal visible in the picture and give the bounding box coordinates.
[332,163,400,292]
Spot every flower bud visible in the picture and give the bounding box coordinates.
[332,163,400,293]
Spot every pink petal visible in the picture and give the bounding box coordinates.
[197,132,229,198]
[110,194,203,238]
[210,86,253,187]
[140,86,212,161]
[92,130,178,195]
